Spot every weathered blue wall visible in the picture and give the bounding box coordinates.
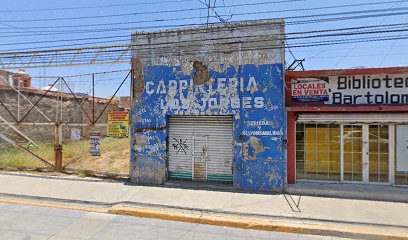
[131,63,286,191]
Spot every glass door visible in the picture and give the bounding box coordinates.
[341,124,390,184]
[342,125,363,182]
[368,125,389,183]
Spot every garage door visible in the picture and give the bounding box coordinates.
[168,116,233,183]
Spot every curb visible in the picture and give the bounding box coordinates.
[109,206,408,240]
[0,198,110,213]
[1,198,407,240]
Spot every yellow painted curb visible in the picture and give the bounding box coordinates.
[110,206,408,240]
[0,198,109,214]
[1,198,407,240]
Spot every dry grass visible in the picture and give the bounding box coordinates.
[0,137,130,174]
[0,143,53,168]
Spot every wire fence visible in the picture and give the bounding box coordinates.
[0,69,131,178]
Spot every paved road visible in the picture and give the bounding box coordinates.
[0,203,349,240]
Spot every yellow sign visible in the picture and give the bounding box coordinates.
[108,111,129,137]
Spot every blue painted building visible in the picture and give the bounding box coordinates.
[130,19,287,192]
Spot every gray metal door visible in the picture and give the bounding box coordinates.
[168,116,233,182]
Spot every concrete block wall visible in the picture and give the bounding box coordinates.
[0,89,124,146]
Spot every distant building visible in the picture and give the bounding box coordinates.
[107,96,131,109]
[12,69,31,88]
[0,70,11,86]
[40,85,59,92]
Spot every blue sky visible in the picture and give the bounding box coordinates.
[1,0,408,97]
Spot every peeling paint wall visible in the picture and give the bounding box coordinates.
[130,19,286,191]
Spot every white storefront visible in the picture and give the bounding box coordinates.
[286,67,408,186]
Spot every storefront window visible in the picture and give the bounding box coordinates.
[296,123,341,181]
[396,125,408,186]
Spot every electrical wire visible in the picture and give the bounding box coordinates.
[0,0,195,13]
[2,5,408,37]
[0,0,306,23]
[0,0,401,32]
[0,1,407,67]
[2,15,408,53]
[2,33,408,66]
[3,22,408,56]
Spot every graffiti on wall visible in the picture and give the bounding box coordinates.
[172,138,189,155]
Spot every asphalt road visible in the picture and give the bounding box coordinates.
[0,203,350,240]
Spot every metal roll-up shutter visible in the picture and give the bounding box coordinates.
[297,113,408,123]
[168,116,233,183]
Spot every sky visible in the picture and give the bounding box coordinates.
[1,0,408,97]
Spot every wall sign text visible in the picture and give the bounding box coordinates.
[292,74,408,104]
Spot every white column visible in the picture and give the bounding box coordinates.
[362,124,369,183]
[389,124,395,185]
[340,124,344,182]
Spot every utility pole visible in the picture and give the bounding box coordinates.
[92,73,95,123]
[17,79,20,122]
[54,122,63,170]
[206,0,211,29]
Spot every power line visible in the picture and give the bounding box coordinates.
[0,0,401,32]
[332,0,406,68]
[2,33,408,66]
[307,52,408,59]
[1,2,408,66]
[0,32,405,64]
[2,21,408,54]
[1,6,408,40]
[0,0,194,13]
[3,1,408,33]
[0,1,407,69]
[0,21,405,51]
[287,43,408,52]
[0,0,305,23]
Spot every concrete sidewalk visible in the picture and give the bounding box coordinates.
[0,172,407,239]
[287,181,408,203]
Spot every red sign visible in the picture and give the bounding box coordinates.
[291,78,329,102]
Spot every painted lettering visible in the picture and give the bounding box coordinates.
[243,97,252,109]
[254,97,264,109]
[146,82,155,95]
